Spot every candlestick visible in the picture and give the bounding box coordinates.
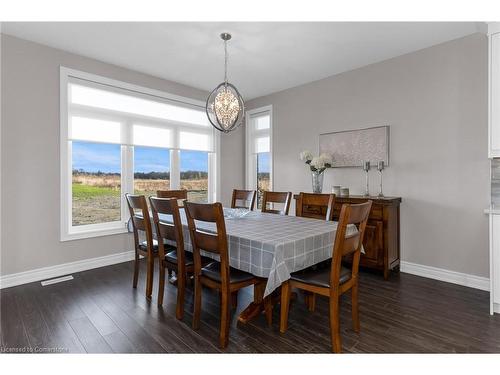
[377,160,385,197]
[362,161,370,196]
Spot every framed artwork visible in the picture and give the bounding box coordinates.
[319,125,390,168]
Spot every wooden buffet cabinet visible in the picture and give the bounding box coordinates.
[293,194,401,279]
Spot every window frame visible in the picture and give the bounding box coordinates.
[60,67,219,241]
[245,105,273,199]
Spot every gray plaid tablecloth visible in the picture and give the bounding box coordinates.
[134,209,358,297]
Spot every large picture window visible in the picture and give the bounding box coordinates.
[61,68,219,240]
[246,106,273,208]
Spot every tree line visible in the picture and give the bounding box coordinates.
[73,169,208,180]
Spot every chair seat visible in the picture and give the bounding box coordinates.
[201,262,255,284]
[290,266,351,288]
[165,249,194,267]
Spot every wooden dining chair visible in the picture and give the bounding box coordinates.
[231,189,256,210]
[184,201,263,349]
[155,190,189,280]
[125,193,158,300]
[149,196,193,319]
[261,191,292,215]
[296,192,336,221]
[157,189,188,202]
[279,201,372,353]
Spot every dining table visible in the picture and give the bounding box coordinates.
[130,207,358,323]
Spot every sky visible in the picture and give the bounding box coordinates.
[72,141,210,173]
[72,141,121,173]
[258,152,270,174]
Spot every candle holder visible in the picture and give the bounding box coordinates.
[377,160,385,197]
[362,160,370,197]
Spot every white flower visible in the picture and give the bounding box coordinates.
[319,153,333,166]
[299,151,313,162]
[310,156,325,170]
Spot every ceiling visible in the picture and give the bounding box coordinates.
[2,22,484,99]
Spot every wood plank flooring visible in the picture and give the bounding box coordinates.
[1,260,500,353]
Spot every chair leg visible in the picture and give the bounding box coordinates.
[176,271,185,320]
[192,275,202,330]
[306,292,316,312]
[264,296,273,326]
[158,264,165,307]
[231,291,238,309]
[253,281,265,303]
[220,288,231,349]
[133,251,139,288]
[329,293,342,353]
[279,281,291,333]
[351,283,360,333]
[145,256,154,300]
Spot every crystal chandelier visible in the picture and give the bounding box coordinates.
[206,33,245,133]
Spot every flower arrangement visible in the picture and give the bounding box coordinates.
[299,151,333,173]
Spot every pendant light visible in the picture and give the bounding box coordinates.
[206,33,245,133]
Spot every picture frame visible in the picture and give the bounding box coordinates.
[319,125,390,168]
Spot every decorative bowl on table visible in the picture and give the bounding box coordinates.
[223,208,251,219]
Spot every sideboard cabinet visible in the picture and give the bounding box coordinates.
[294,194,402,279]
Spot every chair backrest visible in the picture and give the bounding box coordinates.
[330,201,372,289]
[261,191,292,215]
[149,196,185,265]
[157,189,188,207]
[125,193,154,255]
[157,189,188,200]
[297,192,336,221]
[231,189,256,210]
[184,202,230,285]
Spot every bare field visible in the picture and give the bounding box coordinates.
[72,173,208,226]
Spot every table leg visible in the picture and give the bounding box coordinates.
[238,283,296,325]
[237,282,266,324]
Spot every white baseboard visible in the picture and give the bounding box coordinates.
[0,253,490,292]
[494,303,500,314]
[400,261,490,291]
[0,250,135,289]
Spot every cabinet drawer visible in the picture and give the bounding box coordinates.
[369,205,383,220]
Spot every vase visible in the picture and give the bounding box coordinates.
[311,171,324,193]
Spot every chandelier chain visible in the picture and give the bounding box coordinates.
[224,39,228,84]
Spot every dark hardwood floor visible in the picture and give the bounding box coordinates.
[2,260,500,353]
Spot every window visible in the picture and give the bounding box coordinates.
[72,141,122,226]
[246,106,272,208]
[61,68,219,240]
[134,146,170,199]
[180,150,209,203]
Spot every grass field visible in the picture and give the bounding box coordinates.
[72,173,208,226]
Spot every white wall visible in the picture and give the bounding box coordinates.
[243,33,490,278]
[0,34,236,276]
[1,32,490,280]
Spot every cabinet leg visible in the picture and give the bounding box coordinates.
[383,268,389,280]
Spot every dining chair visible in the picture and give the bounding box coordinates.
[149,196,193,319]
[231,189,256,210]
[157,189,188,201]
[279,201,372,353]
[184,201,263,349]
[125,193,158,300]
[261,191,292,215]
[155,190,189,280]
[296,192,336,221]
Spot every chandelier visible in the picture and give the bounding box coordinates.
[206,33,245,133]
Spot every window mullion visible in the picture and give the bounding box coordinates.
[121,121,133,224]
[170,149,180,190]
